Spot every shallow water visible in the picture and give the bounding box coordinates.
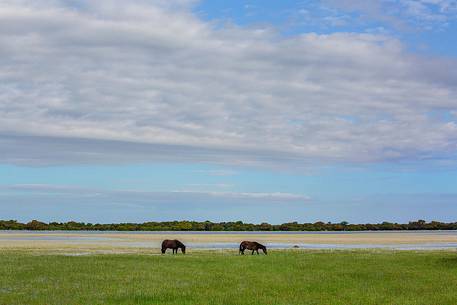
[108,241,457,250]
[2,230,457,235]
[1,230,457,250]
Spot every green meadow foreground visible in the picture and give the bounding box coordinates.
[1,250,457,305]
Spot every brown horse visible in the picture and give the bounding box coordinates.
[161,239,186,254]
[239,241,267,255]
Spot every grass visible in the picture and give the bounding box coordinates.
[1,250,457,305]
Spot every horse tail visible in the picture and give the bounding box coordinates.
[239,243,243,254]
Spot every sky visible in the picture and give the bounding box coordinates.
[0,0,456,224]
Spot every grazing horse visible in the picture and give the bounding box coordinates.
[239,241,267,255]
[161,239,186,254]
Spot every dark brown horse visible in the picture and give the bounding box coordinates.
[161,239,186,254]
[239,241,267,255]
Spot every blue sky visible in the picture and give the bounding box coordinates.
[195,0,457,56]
[0,0,456,223]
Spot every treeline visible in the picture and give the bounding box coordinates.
[0,219,456,231]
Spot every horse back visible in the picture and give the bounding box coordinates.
[162,239,174,248]
[240,241,263,250]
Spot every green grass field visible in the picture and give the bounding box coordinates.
[1,250,457,305]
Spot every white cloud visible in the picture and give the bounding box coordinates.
[0,0,456,168]
[1,184,310,203]
[193,170,237,176]
[173,190,310,201]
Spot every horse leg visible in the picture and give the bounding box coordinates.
[251,250,254,255]
[256,249,259,255]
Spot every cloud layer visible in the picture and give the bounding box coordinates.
[1,0,456,167]
[1,183,309,201]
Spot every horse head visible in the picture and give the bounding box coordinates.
[261,245,267,255]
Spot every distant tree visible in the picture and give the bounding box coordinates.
[26,220,47,230]
[259,222,273,231]
[0,219,455,232]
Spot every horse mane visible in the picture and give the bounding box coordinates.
[175,239,185,247]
